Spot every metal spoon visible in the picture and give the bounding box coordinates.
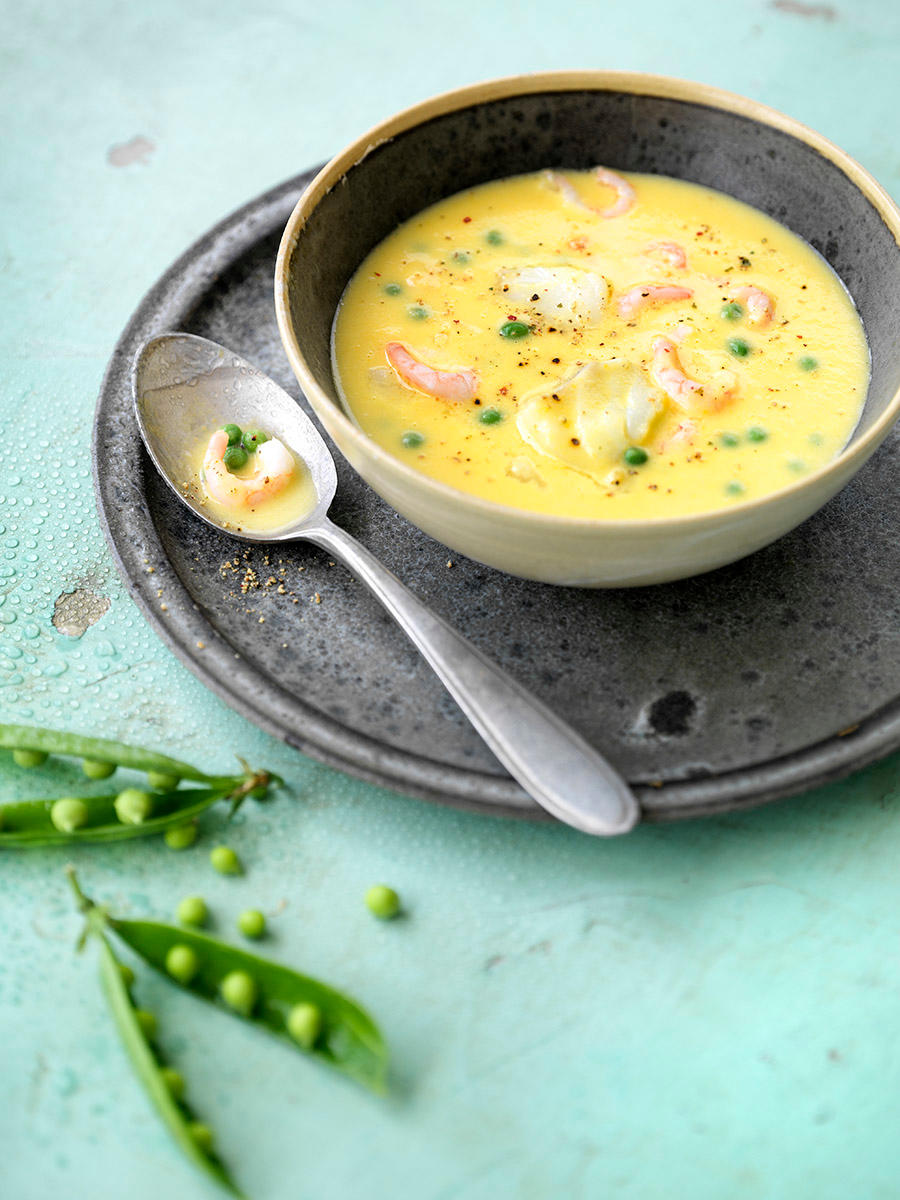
[132,333,639,835]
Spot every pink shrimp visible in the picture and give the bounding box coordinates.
[202,430,295,509]
[734,284,775,328]
[651,337,702,407]
[544,166,635,218]
[657,419,698,452]
[645,241,687,269]
[651,337,737,413]
[594,166,635,217]
[618,284,693,319]
[385,342,478,402]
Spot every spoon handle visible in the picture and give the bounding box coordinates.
[305,520,638,836]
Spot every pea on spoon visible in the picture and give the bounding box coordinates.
[132,333,638,836]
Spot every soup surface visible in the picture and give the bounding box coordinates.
[332,169,869,519]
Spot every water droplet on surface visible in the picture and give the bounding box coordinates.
[22,624,40,639]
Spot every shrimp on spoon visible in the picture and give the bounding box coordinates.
[202,429,295,509]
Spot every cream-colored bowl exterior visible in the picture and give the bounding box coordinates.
[275,72,900,587]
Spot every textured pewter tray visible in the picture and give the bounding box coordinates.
[94,168,900,823]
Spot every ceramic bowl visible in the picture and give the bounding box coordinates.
[275,71,900,587]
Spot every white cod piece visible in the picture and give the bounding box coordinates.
[516,361,665,478]
[497,266,609,327]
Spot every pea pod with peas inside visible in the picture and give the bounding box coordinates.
[86,917,244,1195]
[0,785,233,847]
[109,915,388,1093]
[0,724,281,847]
[67,872,387,1092]
[69,871,388,1192]
[0,723,248,784]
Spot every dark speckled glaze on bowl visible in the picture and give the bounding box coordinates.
[96,74,900,824]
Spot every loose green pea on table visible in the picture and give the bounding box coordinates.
[237,908,266,939]
[365,884,401,919]
[177,896,208,927]
[211,845,243,875]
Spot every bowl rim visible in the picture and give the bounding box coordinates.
[275,69,900,532]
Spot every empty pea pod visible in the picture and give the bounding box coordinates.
[108,918,387,1093]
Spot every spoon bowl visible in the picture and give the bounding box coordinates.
[132,333,640,836]
[133,333,337,539]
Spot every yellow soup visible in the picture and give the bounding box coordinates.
[332,169,869,519]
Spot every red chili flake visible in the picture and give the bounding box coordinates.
[463,216,472,223]
[499,386,508,395]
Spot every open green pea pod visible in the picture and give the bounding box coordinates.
[110,919,388,1094]
[1,723,281,847]
[0,787,227,847]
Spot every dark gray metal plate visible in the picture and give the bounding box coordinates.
[94,168,900,823]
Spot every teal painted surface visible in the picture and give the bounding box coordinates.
[3,2,900,1196]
